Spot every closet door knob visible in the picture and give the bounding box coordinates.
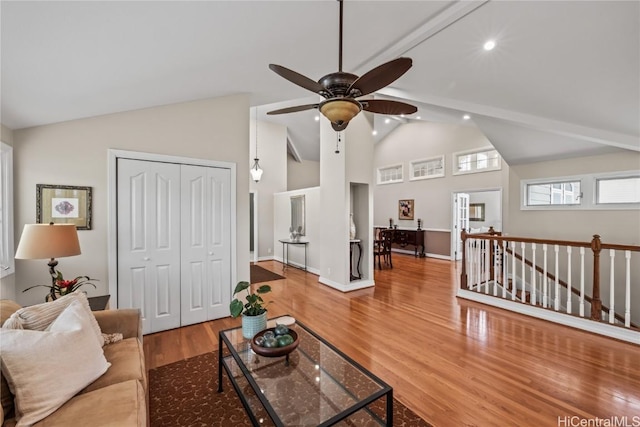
[208,251,214,256]
[143,257,150,261]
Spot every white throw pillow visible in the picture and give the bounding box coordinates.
[0,299,110,426]
[2,291,104,346]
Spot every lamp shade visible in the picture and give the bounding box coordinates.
[15,224,81,260]
[319,98,362,125]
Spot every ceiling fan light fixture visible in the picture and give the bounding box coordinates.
[319,98,362,126]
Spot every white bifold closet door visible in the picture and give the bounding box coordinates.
[117,159,231,334]
[180,164,231,325]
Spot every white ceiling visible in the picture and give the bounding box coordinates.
[2,1,638,164]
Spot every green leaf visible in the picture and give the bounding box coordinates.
[229,299,244,318]
[233,281,250,296]
[257,285,271,294]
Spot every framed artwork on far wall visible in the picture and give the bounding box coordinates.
[469,203,485,222]
[398,199,414,220]
[36,184,92,230]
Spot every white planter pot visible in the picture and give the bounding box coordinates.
[242,312,267,339]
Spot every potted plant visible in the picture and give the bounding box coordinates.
[230,281,272,339]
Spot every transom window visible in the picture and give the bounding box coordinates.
[377,164,403,185]
[596,176,640,204]
[526,181,582,206]
[410,156,445,181]
[453,148,501,175]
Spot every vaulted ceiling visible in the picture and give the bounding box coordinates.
[2,1,638,164]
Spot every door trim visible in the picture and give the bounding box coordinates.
[108,149,237,309]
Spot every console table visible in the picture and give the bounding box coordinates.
[278,239,308,271]
[349,239,362,281]
[375,228,425,257]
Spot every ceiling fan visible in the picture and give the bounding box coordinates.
[267,0,417,132]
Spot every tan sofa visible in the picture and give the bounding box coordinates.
[0,300,148,426]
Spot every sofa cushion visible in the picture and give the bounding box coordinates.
[2,292,104,346]
[82,337,146,394]
[0,300,110,426]
[0,300,23,419]
[32,380,146,427]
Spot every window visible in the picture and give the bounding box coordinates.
[0,142,14,278]
[453,148,501,175]
[521,171,640,210]
[377,164,403,185]
[410,156,445,181]
[597,176,640,204]
[527,181,582,206]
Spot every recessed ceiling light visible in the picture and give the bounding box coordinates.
[483,40,496,51]
[416,116,421,120]
[372,130,378,136]
[384,118,391,124]
[463,114,471,120]
[314,115,320,121]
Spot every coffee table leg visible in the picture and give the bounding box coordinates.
[217,334,223,392]
[387,389,393,426]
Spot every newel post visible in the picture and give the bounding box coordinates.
[460,229,468,289]
[590,234,603,320]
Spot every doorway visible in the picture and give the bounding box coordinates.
[451,189,502,261]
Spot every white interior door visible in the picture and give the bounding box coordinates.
[452,193,470,261]
[117,159,181,334]
[181,165,231,325]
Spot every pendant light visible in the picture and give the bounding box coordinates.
[250,107,263,182]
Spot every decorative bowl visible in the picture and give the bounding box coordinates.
[250,328,299,357]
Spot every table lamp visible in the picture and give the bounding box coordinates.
[15,223,81,287]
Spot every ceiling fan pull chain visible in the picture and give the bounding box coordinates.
[335,132,341,154]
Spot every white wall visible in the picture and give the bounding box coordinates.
[250,119,287,260]
[0,124,16,301]
[273,187,320,273]
[506,151,640,243]
[13,95,251,306]
[374,121,506,230]
[287,157,319,191]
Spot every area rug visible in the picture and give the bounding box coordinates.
[250,264,285,284]
[149,351,430,426]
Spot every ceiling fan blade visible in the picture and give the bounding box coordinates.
[361,99,417,115]
[269,64,329,95]
[267,104,318,115]
[347,57,413,97]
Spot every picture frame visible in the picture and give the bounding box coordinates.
[398,199,414,220]
[36,184,92,230]
[469,203,485,222]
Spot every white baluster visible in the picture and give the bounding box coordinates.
[609,249,615,324]
[579,247,585,318]
[521,242,527,302]
[512,241,517,301]
[566,246,572,315]
[502,242,508,298]
[468,239,474,290]
[543,244,548,308]
[531,243,537,306]
[493,239,498,296]
[625,250,631,328]
[485,239,490,294]
[554,245,560,311]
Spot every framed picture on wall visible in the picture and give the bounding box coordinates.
[398,199,414,220]
[469,203,485,222]
[36,184,92,230]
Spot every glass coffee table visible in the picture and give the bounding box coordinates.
[218,317,393,426]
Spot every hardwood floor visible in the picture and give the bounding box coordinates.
[143,255,640,426]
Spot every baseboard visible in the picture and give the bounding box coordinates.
[457,289,640,345]
[257,255,274,262]
[391,248,451,260]
[272,256,320,276]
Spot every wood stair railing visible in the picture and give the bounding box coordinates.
[460,228,640,330]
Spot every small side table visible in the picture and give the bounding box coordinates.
[87,295,110,311]
[278,239,308,271]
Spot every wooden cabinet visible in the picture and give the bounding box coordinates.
[392,229,425,257]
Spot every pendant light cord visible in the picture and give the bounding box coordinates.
[254,107,258,160]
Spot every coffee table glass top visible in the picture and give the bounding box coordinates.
[219,318,392,426]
